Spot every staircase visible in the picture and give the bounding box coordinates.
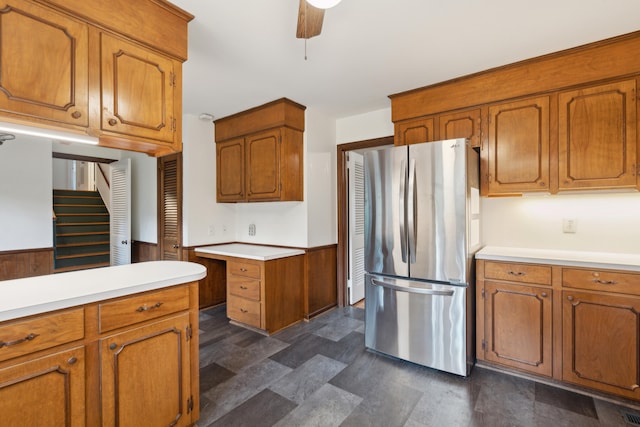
[53,189,110,273]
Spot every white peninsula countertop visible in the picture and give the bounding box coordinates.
[195,243,305,261]
[476,246,640,272]
[0,261,206,322]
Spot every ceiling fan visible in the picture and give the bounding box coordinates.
[296,0,342,39]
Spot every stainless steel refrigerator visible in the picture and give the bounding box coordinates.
[364,138,481,376]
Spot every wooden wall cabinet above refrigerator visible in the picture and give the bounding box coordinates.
[390,31,640,195]
[215,98,306,203]
[0,0,192,156]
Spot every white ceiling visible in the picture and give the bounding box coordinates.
[170,0,640,122]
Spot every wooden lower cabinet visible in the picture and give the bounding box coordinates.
[0,346,85,427]
[478,258,640,402]
[226,256,304,334]
[562,290,640,400]
[100,313,192,427]
[0,282,199,426]
[484,281,552,377]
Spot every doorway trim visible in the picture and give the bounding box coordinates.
[336,135,393,307]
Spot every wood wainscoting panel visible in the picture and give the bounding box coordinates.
[0,248,53,281]
[305,245,337,319]
[132,241,159,263]
[184,247,227,309]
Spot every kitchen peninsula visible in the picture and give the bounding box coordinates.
[0,261,206,426]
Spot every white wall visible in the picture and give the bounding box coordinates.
[482,192,640,254]
[125,152,157,243]
[0,136,52,250]
[336,107,393,144]
[182,114,235,246]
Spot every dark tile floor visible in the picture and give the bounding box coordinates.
[197,305,640,426]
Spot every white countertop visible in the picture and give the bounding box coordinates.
[0,261,206,323]
[195,243,305,261]
[476,246,640,272]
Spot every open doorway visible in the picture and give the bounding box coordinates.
[337,136,394,308]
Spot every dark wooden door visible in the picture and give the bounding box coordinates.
[158,153,182,260]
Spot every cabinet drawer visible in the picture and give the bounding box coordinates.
[99,286,190,333]
[228,276,261,301]
[0,308,84,363]
[228,261,261,279]
[562,268,640,296]
[484,261,552,286]
[227,296,261,328]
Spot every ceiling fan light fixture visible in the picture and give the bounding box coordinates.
[306,0,341,9]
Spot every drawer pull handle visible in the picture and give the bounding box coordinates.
[240,308,248,313]
[240,286,248,290]
[507,271,526,276]
[0,333,39,348]
[240,268,248,272]
[136,302,163,312]
[592,279,617,285]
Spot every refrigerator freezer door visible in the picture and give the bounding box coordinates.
[364,145,409,278]
[409,139,468,283]
[364,273,469,376]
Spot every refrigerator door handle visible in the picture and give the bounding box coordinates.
[370,278,455,296]
[399,159,407,263]
[407,158,417,263]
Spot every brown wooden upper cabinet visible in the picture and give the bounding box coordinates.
[558,79,637,191]
[0,0,192,156]
[100,33,178,145]
[394,116,435,146]
[486,96,550,195]
[0,0,89,127]
[215,99,305,203]
[439,108,481,148]
[389,31,640,195]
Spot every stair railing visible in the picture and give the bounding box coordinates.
[96,163,111,214]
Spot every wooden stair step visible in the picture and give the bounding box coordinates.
[56,222,110,226]
[57,241,110,248]
[56,251,110,260]
[55,262,110,273]
[56,231,110,237]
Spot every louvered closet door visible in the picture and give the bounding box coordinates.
[159,154,182,260]
[110,159,131,265]
[348,152,365,304]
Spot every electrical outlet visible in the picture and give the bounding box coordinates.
[562,218,577,233]
[249,224,256,236]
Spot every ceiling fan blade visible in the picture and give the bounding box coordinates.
[296,0,325,39]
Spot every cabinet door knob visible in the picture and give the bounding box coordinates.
[567,296,574,301]
[172,244,180,249]
[109,343,117,350]
[121,240,128,245]
[71,111,82,119]
[67,357,78,365]
[541,292,548,298]
[108,118,118,126]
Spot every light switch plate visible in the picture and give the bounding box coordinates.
[562,218,577,233]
